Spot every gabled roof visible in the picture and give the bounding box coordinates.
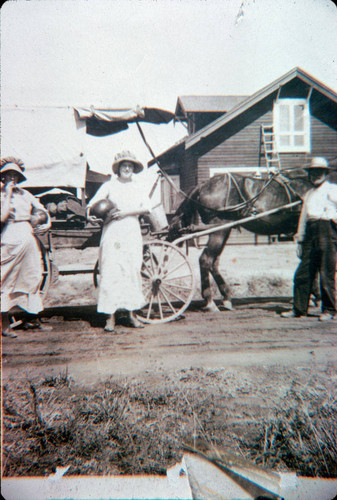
[186,67,337,150]
[149,67,337,166]
[148,135,187,166]
[175,95,247,118]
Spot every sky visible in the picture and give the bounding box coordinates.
[1,0,337,172]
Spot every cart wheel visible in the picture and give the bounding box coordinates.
[136,240,195,324]
[39,242,52,296]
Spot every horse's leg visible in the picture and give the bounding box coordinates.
[199,229,231,312]
[209,229,233,310]
[199,246,218,311]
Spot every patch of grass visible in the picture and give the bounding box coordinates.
[2,370,337,478]
[242,379,337,477]
[41,368,71,387]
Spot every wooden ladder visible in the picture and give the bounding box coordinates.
[261,125,281,174]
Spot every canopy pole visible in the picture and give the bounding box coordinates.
[135,121,185,196]
[135,121,157,160]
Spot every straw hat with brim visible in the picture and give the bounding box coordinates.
[112,151,144,175]
[304,157,331,170]
[0,163,26,183]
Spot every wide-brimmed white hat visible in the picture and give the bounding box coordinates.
[305,157,331,170]
[112,151,144,175]
[0,159,26,183]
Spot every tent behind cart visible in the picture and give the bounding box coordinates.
[1,104,174,193]
[1,106,88,189]
[1,104,175,239]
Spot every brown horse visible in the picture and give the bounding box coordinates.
[168,170,313,312]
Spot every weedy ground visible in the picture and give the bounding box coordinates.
[2,366,336,478]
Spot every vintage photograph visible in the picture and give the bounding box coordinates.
[1,0,337,499]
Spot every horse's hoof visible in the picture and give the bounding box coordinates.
[222,300,233,311]
[202,302,220,313]
[2,329,18,338]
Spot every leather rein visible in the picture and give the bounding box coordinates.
[169,169,305,221]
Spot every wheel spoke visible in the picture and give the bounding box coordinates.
[161,280,193,291]
[137,241,195,324]
[141,269,152,280]
[149,250,158,274]
[146,294,154,320]
[161,283,187,303]
[155,243,167,274]
[161,259,188,278]
[157,291,164,320]
[157,246,176,276]
[159,287,177,314]
[142,258,155,278]
[143,286,152,301]
[163,274,194,283]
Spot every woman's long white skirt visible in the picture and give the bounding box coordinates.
[97,216,146,314]
[1,221,43,314]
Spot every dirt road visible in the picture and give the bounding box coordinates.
[2,299,336,385]
[2,240,337,478]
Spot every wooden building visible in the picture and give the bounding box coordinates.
[151,68,337,214]
[175,95,247,135]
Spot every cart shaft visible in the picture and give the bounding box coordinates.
[173,200,301,246]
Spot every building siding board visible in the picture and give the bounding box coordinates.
[180,150,198,194]
[197,107,337,184]
[157,72,337,205]
[311,114,337,159]
[197,110,272,183]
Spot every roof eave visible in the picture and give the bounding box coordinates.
[174,97,187,120]
[185,67,337,150]
[148,139,186,166]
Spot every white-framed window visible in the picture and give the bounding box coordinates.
[273,98,311,153]
[209,166,270,177]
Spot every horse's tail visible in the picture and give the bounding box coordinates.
[167,185,200,241]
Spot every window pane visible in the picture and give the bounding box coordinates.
[294,105,304,131]
[279,105,290,131]
[279,135,290,146]
[274,99,309,152]
[294,135,304,146]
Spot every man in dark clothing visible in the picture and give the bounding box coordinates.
[281,157,337,321]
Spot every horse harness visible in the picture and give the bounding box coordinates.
[210,172,304,216]
[169,170,305,230]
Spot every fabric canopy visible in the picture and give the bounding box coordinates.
[1,104,175,188]
[2,106,87,188]
[74,105,174,136]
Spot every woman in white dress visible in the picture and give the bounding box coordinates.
[1,158,51,337]
[87,151,151,332]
